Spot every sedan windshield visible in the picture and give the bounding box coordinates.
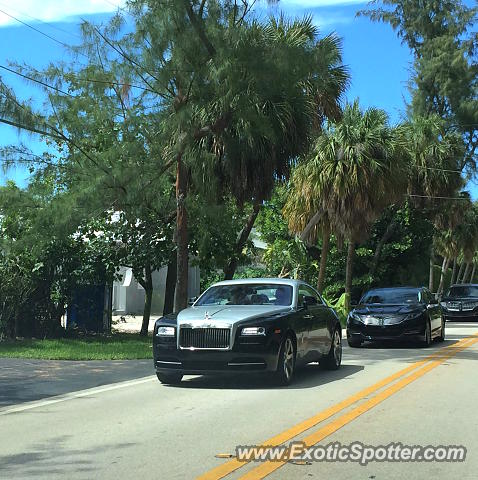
[446,286,478,298]
[196,284,293,306]
[360,289,420,305]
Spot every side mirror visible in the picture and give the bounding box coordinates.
[188,296,198,306]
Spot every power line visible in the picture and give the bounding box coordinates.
[406,194,472,201]
[0,64,154,95]
[0,65,74,97]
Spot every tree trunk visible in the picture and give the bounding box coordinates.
[300,210,323,245]
[163,256,177,315]
[449,258,457,287]
[224,202,261,280]
[437,256,450,295]
[174,155,189,312]
[317,225,330,294]
[345,240,355,312]
[461,262,471,284]
[469,263,476,283]
[428,245,435,291]
[370,220,397,278]
[140,262,153,336]
[456,261,465,285]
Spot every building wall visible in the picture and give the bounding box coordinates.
[112,264,200,316]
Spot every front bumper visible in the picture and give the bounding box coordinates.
[347,317,426,343]
[153,335,282,375]
[442,309,478,321]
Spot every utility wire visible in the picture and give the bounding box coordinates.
[0,65,74,97]
[406,194,472,201]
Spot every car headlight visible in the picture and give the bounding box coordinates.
[348,313,364,323]
[402,312,423,322]
[440,302,448,309]
[156,326,176,337]
[241,327,266,336]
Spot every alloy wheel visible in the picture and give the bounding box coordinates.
[283,337,295,381]
[333,330,342,366]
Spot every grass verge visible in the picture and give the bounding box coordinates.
[0,333,152,360]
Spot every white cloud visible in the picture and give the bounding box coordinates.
[0,0,126,27]
[313,14,354,27]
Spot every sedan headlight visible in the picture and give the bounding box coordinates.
[348,313,364,323]
[241,327,266,336]
[440,302,448,309]
[402,312,423,322]
[156,326,176,337]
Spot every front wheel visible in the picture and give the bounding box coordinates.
[421,321,432,347]
[274,335,296,386]
[321,329,342,370]
[437,318,445,342]
[156,372,183,384]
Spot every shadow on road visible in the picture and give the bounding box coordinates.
[168,363,364,390]
[0,434,136,478]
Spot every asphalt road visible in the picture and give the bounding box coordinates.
[1,322,477,480]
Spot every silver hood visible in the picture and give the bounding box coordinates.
[177,305,291,328]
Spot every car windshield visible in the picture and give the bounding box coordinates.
[446,286,478,298]
[360,289,420,305]
[195,284,293,306]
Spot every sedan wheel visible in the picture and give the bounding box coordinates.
[437,318,445,342]
[322,329,342,370]
[275,336,296,386]
[422,321,432,348]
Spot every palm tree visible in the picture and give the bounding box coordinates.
[196,15,349,280]
[402,115,464,291]
[283,177,332,292]
[286,101,407,308]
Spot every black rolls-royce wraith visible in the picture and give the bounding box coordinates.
[153,279,342,385]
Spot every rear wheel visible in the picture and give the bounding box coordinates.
[322,329,342,370]
[156,372,183,384]
[274,335,296,386]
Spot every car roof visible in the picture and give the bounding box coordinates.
[211,278,306,287]
[365,286,422,292]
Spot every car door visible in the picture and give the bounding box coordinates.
[298,285,328,358]
[424,288,441,332]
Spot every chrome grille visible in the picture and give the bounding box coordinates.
[447,301,461,311]
[461,301,478,311]
[179,327,230,349]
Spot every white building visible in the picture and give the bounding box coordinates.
[112,264,200,316]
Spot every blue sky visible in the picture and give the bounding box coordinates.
[0,0,475,197]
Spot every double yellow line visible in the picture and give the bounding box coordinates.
[197,333,478,480]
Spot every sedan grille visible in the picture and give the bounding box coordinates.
[447,301,461,311]
[461,301,478,311]
[179,327,231,349]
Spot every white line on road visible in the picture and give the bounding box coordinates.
[0,375,156,416]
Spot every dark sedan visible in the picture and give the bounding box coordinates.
[440,284,478,322]
[346,286,444,348]
[153,279,342,385]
